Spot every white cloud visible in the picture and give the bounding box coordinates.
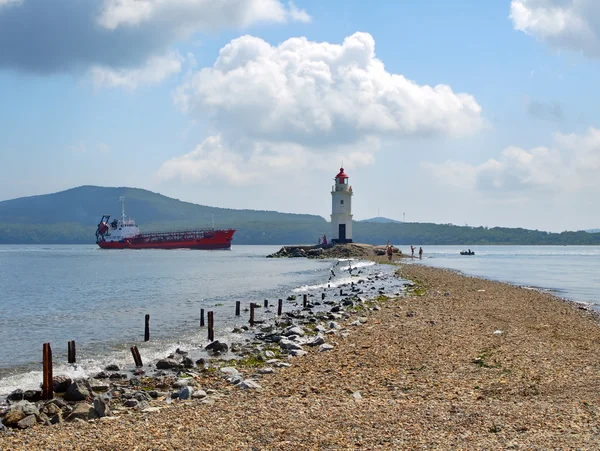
[0,0,22,6]
[175,32,483,144]
[89,52,183,89]
[157,134,376,185]
[98,0,308,31]
[163,32,482,186]
[424,127,600,196]
[510,0,600,57]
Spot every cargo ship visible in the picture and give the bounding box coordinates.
[95,197,235,250]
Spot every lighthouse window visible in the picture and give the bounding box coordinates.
[340,200,344,205]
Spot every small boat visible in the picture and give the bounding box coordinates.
[460,250,475,256]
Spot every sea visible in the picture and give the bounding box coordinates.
[414,245,600,306]
[0,244,598,397]
[0,244,404,397]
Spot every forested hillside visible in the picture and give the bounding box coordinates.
[1,186,599,245]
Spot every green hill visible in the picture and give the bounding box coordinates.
[1,186,599,245]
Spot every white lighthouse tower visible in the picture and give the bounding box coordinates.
[331,167,353,243]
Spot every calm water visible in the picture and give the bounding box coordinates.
[409,245,600,306]
[0,245,401,395]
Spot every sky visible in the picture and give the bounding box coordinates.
[1,0,600,232]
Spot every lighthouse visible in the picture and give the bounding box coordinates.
[331,167,353,243]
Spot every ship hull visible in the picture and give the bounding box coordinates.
[97,229,235,250]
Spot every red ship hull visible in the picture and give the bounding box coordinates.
[97,229,235,250]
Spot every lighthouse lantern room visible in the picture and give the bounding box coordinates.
[331,167,353,244]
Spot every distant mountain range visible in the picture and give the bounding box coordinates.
[586,229,600,233]
[360,217,402,224]
[1,186,600,245]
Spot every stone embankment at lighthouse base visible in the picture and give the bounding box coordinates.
[266,242,402,259]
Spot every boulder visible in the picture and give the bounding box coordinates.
[237,380,262,390]
[191,390,207,399]
[205,341,228,354]
[92,397,112,418]
[178,386,192,400]
[65,403,93,422]
[6,389,23,402]
[52,376,72,393]
[16,415,37,429]
[64,380,93,402]
[2,409,25,427]
[307,335,325,347]
[285,326,305,337]
[279,339,303,351]
[105,364,120,371]
[123,399,138,408]
[155,359,181,370]
[182,357,194,368]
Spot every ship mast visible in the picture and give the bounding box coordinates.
[119,196,126,223]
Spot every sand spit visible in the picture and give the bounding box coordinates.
[1,262,600,450]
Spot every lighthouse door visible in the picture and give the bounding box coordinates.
[338,224,346,242]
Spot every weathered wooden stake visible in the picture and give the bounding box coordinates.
[207,311,214,342]
[277,298,283,316]
[200,308,205,327]
[144,314,150,342]
[235,301,241,316]
[249,303,255,327]
[264,299,268,308]
[303,294,307,308]
[340,288,343,296]
[130,345,143,367]
[67,340,76,364]
[42,342,53,400]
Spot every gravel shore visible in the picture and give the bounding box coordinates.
[1,261,600,450]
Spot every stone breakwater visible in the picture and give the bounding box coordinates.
[267,242,401,259]
[0,265,407,434]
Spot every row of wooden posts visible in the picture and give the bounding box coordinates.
[40,292,322,400]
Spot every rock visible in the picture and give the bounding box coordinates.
[148,391,160,399]
[195,358,206,366]
[257,367,275,374]
[6,389,23,402]
[279,339,303,351]
[219,367,240,378]
[52,376,72,393]
[307,335,325,347]
[16,415,37,429]
[105,364,120,371]
[136,400,150,411]
[173,378,197,388]
[66,403,93,422]
[93,397,112,418]
[155,359,181,370]
[133,369,145,376]
[265,350,275,358]
[352,391,362,400]
[123,399,138,408]
[94,371,109,379]
[64,380,93,402]
[319,344,334,352]
[205,341,228,354]
[329,321,341,330]
[289,350,308,357]
[109,373,127,380]
[49,413,62,425]
[191,389,207,399]
[182,357,194,368]
[141,407,161,413]
[285,326,305,337]
[134,391,151,402]
[237,380,262,390]
[2,409,25,427]
[88,378,110,392]
[330,306,341,313]
[42,403,61,416]
[178,386,192,400]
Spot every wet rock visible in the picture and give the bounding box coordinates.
[156,359,181,370]
[123,399,139,408]
[178,386,192,400]
[7,389,23,402]
[109,373,127,380]
[66,403,93,422]
[285,326,305,337]
[64,380,93,402]
[182,357,194,368]
[133,368,146,376]
[16,415,36,429]
[94,371,110,379]
[88,379,110,392]
[52,376,72,393]
[195,358,206,366]
[205,341,228,354]
[105,364,120,371]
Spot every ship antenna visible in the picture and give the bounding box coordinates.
[119,196,126,223]
[211,212,214,230]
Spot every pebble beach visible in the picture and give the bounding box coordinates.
[1,258,600,450]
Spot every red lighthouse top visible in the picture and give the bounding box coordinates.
[335,167,349,181]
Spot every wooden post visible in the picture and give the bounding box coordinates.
[144,314,150,342]
[277,298,283,316]
[235,301,240,316]
[67,340,76,364]
[42,343,53,400]
[130,346,143,367]
[200,308,205,327]
[264,299,268,308]
[340,288,343,296]
[303,294,307,308]
[249,303,255,327]
[207,311,214,342]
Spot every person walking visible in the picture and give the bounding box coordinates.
[410,245,415,258]
[418,247,423,260]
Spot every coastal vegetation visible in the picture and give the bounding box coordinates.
[1,186,599,245]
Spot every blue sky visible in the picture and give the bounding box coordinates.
[1,0,600,231]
